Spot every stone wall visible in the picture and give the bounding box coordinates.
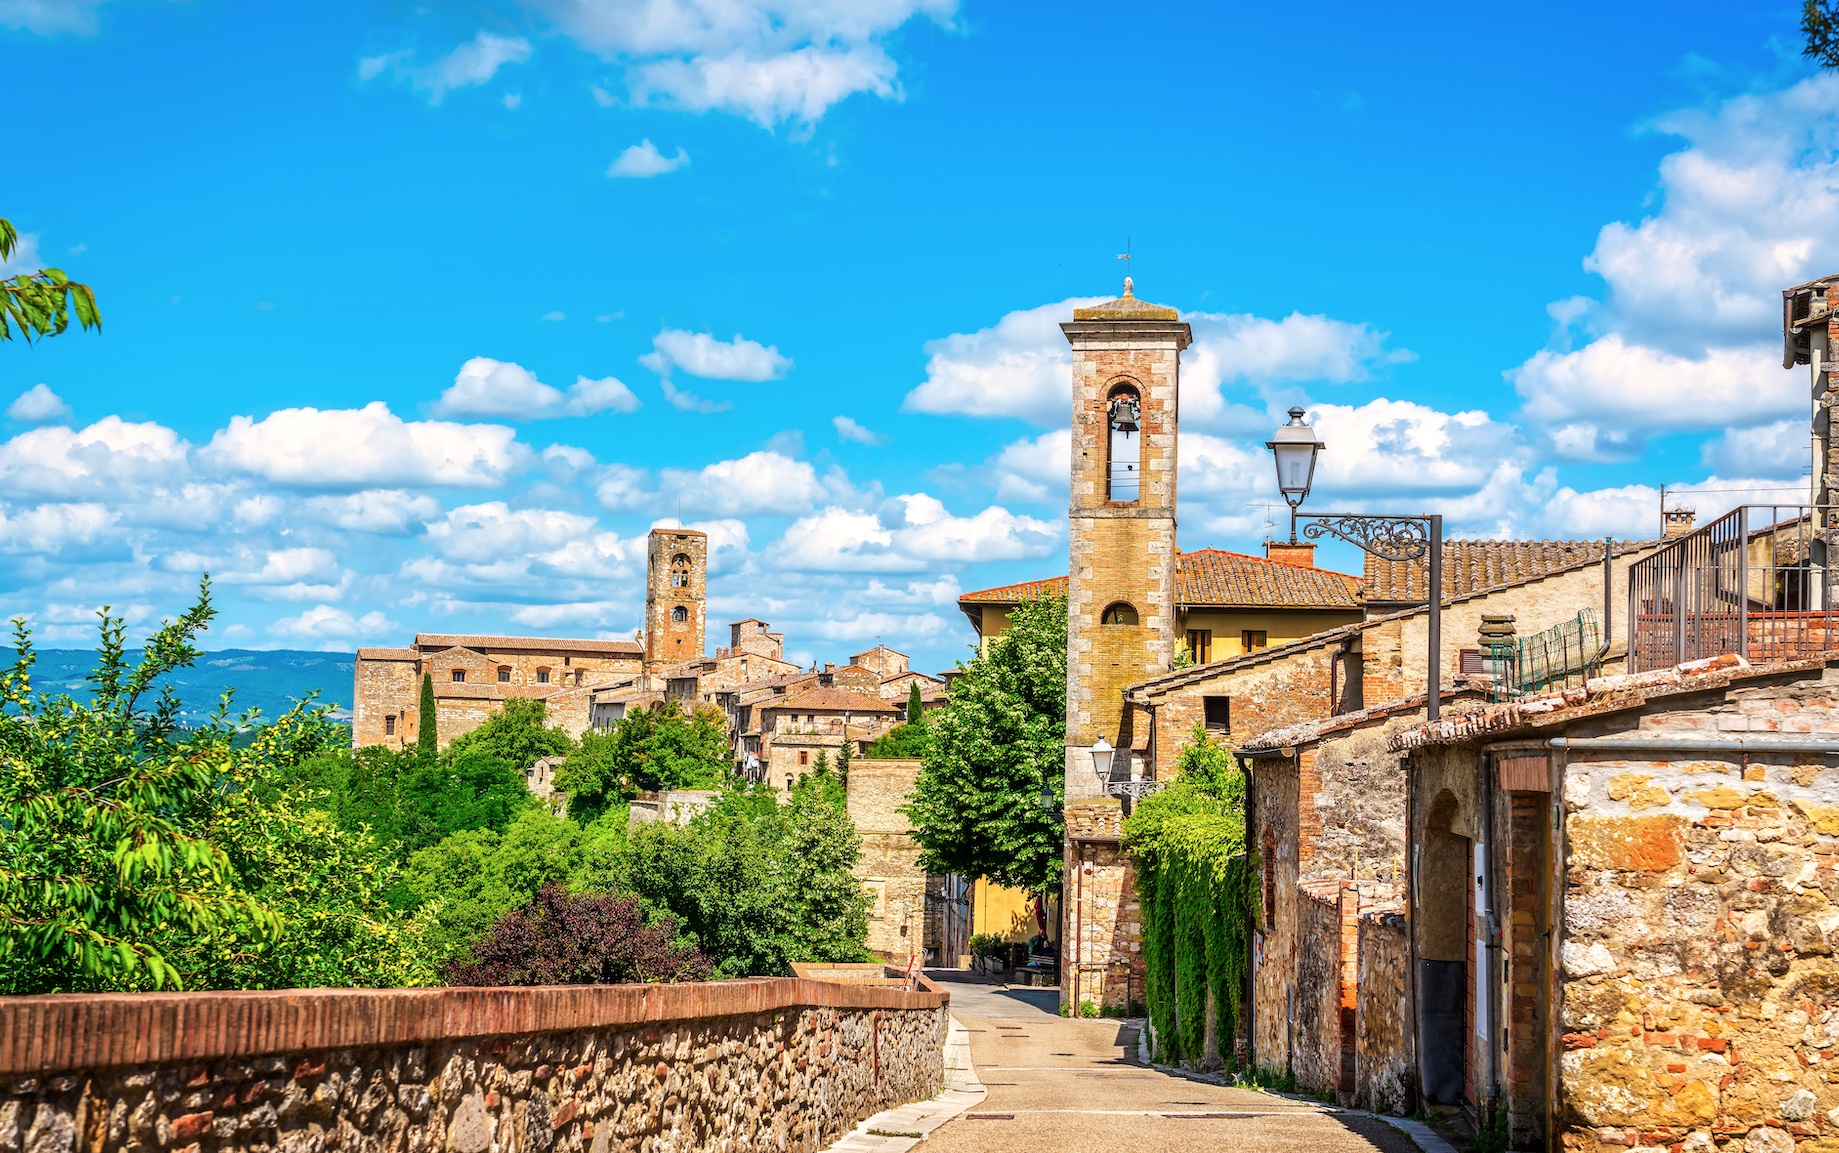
[0,980,948,1153]
[645,529,707,669]
[847,760,926,964]
[1292,882,1346,1093]
[1064,800,1142,1014]
[1355,908,1413,1115]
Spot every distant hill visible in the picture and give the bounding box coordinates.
[0,648,357,726]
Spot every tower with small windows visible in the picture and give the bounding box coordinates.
[645,527,707,667]
[1062,277,1191,800]
[1058,279,1190,1018]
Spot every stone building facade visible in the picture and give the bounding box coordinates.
[1389,653,1839,1151]
[645,527,707,668]
[849,759,929,964]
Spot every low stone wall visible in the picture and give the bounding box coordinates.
[1354,908,1413,1115]
[1292,883,1345,1095]
[0,978,948,1153]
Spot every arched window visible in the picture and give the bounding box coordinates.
[671,605,688,623]
[535,667,551,685]
[1106,383,1141,502]
[670,553,692,588]
[1100,602,1138,626]
[496,665,511,683]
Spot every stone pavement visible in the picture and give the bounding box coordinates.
[832,971,1445,1153]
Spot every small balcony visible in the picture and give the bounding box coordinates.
[1630,505,1839,672]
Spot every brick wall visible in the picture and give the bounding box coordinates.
[0,981,947,1153]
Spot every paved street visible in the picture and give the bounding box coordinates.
[920,972,1424,1153]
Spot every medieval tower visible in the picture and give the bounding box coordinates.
[645,527,707,667]
[1059,278,1191,1014]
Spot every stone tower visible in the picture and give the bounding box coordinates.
[645,527,707,667]
[1059,279,1190,1018]
[1061,278,1191,800]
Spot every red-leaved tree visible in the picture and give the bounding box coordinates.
[445,884,710,986]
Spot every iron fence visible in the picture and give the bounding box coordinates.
[1628,505,1839,672]
[1486,609,1602,699]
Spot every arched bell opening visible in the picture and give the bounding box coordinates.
[1105,383,1142,502]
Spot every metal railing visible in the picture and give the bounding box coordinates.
[1629,505,1838,672]
[1486,609,1602,699]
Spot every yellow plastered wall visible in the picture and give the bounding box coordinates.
[1180,608,1365,660]
[971,878,1044,943]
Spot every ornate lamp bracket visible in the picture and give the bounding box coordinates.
[1298,514,1433,563]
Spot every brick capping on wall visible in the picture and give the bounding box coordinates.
[0,977,949,1077]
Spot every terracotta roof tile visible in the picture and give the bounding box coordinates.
[1363,540,1652,604]
[960,549,1361,610]
[356,647,420,661]
[414,633,643,656]
[763,686,902,714]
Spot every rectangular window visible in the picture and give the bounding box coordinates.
[497,666,511,683]
[1241,630,1268,652]
[1186,629,1213,664]
[384,716,396,736]
[536,669,550,684]
[451,669,466,683]
[799,750,809,765]
[1203,695,1230,733]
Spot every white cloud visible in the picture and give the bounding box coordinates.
[660,450,833,515]
[425,502,600,565]
[1700,418,1813,478]
[206,402,522,490]
[0,0,112,34]
[1508,73,1839,447]
[7,384,71,424]
[520,0,955,127]
[362,32,532,105]
[1307,398,1518,499]
[0,502,118,557]
[832,415,884,445]
[659,378,732,413]
[771,494,1058,572]
[908,298,1403,429]
[594,463,654,510]
[300,490,441,534]
[988,429,1067,503]
[608,139,690,178]
[433,357,641,420]
[639,328,791,381]
[270,605,396,643]
[904,298,1095,426]
[1511,336,1791,459]
[0,417,189,499]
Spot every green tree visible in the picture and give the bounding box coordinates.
[777,774,870,964]
[864,721,932,760]
[1807,1,1839,68]
[906,680,924,722]
[448,698,573,769]
[417,672,437,757]
[905,594,1066,891]
[554,701,727,822]
[0,218,99,344]
[834,736,852,784]
[0,583,427,993]
[402,808,588,968]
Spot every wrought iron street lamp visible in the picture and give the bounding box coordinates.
[1266,409,1445,722]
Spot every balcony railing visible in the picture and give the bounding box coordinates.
[1629,505,1837,672]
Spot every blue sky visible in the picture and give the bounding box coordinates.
[0,0,1831,678]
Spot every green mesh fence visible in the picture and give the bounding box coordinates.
[1485,609,1602,700]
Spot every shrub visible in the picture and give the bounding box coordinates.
[445,883,709,986]
[969,932,1009,961]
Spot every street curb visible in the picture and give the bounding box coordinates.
[821,1014,987,1153]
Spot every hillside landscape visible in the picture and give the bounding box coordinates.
[3,648,356,726]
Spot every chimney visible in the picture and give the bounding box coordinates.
[1663,507,1696,539]
[1265,540,1316,568]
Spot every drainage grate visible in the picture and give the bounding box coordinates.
[1162,1112,1260,1120]
[967,1114,1014,1121]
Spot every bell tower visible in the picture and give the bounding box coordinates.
[1058,278,1190,1019]
[645,527,707,667]
[1062,277,1191,800]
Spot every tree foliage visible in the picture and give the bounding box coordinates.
[448,698,572,769]
[1122,726,1254,1068]
[863,720,932,760]
[905,594,1066,890]
[0,218,100,344]
[1807,1,1839,69]
[417,672,437,757]
[906,680,924,722]
[554,701,728,823]
[446,884,708,986]
[0,583,429,993]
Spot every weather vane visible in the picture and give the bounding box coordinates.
[1116,236,1131,280]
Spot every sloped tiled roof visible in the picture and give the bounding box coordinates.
[763,686,902,714]
[960,549,1362,610]
[1364,540,1652,605]
[415,633,642,656]
[356,647,419,661]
